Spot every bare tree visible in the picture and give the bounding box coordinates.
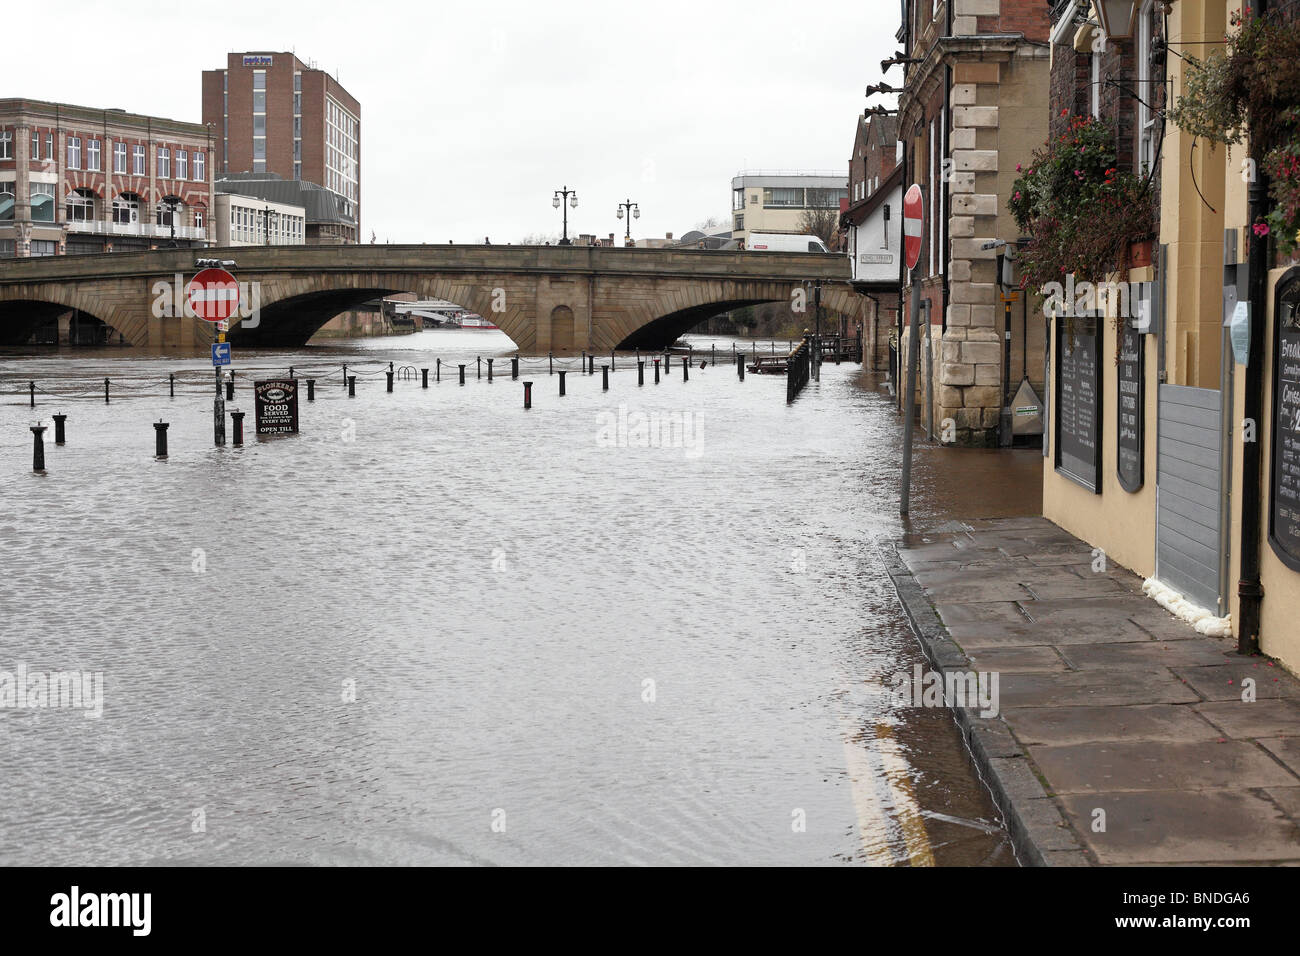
[796,207,840,244]
[518,232,561,245]
[693,214,731,233]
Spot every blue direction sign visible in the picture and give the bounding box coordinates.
[212,343,231,366]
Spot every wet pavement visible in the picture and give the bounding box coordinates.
[1,330,1043,865]
[893,516,1300,865]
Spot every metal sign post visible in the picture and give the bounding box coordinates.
[900,183,924,515]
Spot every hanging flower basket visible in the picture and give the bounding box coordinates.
[1129,238,1154,268]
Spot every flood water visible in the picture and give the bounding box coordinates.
[0,329,1041,866]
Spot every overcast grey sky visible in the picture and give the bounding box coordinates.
[3,0,900,243]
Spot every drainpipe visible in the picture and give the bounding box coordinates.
[1236,0,1268,657]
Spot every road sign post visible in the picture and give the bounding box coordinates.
[900,183,924,515]
[192,268,240,447]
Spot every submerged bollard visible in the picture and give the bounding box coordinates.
[421,368,429,388]
[29,382,35,407]
[511,357,519,380]
[638,360,645,386]
[582,351,588,373]
[477,356,482,379]
[53,413,67,444]
[31,425,46,472]
[436,358,441,383]
[711,344,715,365]
[348,375,356,397]
[343,364,348,389]
[386,370,394,392]
[738,358,745,381]
[610,349,616,371]
[153,421,168,460]
[523,381,533,409]
[654,359,660,384]
[549,352,554,375]
[487,358,494,382]
[289,366,295,379]
[231,411,245,446]
[558,370,567,396]
[169,373,175,398]
[602,365,609,391]
[682,357,689,382]
[104,378,110,404]
[459,364,466,386]
[307,379,316,401]
[225,376,234,401]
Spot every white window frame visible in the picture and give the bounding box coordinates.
[1136,0,1156,174]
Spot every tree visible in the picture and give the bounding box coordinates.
[693,214,730,233]
[519,232,560,245]
[797,206,840,244]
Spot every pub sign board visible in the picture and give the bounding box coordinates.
[1270,268,1300,571]
[1054,314,1102,493]
[1117,322,1145,492]
[254,379,299,436]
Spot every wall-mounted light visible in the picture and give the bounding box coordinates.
[1093,0,1137,40]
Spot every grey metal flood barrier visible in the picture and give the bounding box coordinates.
[1155,384,1224,613]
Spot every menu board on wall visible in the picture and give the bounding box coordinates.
[1117,323,1145,492]
[1055,316,1102,492]
[1270,271,1300,571]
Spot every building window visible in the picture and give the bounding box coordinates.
[176,150,187,180]
[763,187,802,207]
[114,141,127,173]
[87,139,101,171]
[31,130,40,160]
[66,188,96,221]
[0,184,15,221]
[194,208,204,230]
[29,240,57,256]
[157,197,183,227]
[132,145,145,176]
[194,151,205,181]
[293,161,301,179]
[113,193,140,224]
[0,131,11,160]
[45,133,53,160]
[31,182,55,222]
[806,188,846,208]
[67,136,82,169]
[1136,0,1156,173]
[157,147,170,179]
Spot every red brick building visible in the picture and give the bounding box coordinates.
[0,98,213,258]
[202,52,360,242]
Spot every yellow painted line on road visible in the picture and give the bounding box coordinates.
[872,722,936,867]
[840,729,905,866]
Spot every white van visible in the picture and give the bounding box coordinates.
[744,233,830,253]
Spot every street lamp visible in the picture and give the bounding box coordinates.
[616,199,640,245]
[553,186,578,245]
[165,196,179,247]
[263,205,277,246]
[1093,0,1137,40]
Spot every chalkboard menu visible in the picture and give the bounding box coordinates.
[1055,316,1102,492]
[1270,270,1300,571]
[1117,323,1145,492]
[254,379,300,435]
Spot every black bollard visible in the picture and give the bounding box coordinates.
[421,368,429,388]
[53,413,67,444]
[487,358,494,382]
[654,359,660,384]
[682,357,689,382]
[477,356,482,379]
[389,361,394,373]
[31,425,46,472]
[738,357,745,381]
[711,344,715,365]
[638,361,644,386]
[602,365,609,391]
[104,378,110,404]
[610,349,615,371]
[307,379,316,401]
[289,366,295,379]
[225,376,234,400]
[231,411,245,446]
[581,351,587,373]
[29,382,35,407]
[511,357,519,380]
[343,364,348,389]
[523,381,533,409]
[153,421,168,460]
[169,373,175,398]
[348,375,356,397]
[558,370,567,396]
[589,354,595,375]
[436,359,441,383]
[549,352,553,375]
[459,364,466,386]
[386,370,394,392]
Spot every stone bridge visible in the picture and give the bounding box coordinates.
[0,244,855,351]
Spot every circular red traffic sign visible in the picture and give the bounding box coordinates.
[903,183,924,271]
[187,268,240,322]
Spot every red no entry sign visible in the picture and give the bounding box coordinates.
[903,183,923,271]
[188,268,240,322]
